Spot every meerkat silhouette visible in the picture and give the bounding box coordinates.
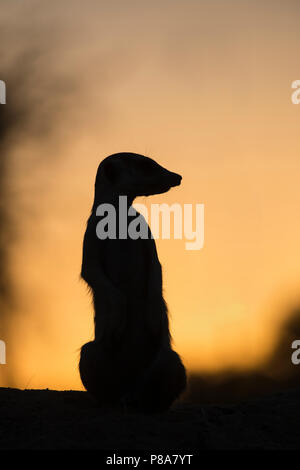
[79,152,186,412]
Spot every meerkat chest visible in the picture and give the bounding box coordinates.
[104,235,158,290]
[83,210,161,294]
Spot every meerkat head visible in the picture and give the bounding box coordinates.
[95,152,182,197]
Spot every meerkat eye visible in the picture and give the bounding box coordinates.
[137,159,155,173]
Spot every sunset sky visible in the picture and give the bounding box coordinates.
[1,0,300,390]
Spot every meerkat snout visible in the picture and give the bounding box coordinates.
[169,172,182,187]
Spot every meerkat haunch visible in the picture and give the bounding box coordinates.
[79,152,186,412]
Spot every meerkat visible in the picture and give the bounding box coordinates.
[79,152,186,412]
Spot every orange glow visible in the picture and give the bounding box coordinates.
[1,0,300,390]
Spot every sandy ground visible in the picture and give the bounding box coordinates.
[0,386,299,450]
